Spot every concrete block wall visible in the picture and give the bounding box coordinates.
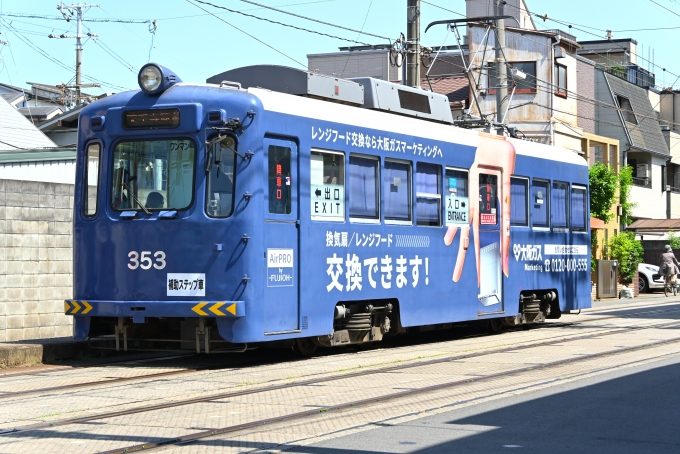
[0,179,74,342]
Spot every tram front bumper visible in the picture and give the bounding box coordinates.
[63,300,245,318]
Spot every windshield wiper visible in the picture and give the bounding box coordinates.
[122,181,152,215]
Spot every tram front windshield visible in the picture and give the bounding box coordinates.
[111,139,196,211]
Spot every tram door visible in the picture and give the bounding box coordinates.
[262,138,300,333]
[477,170,504,315]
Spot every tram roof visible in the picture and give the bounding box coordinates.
[250,87,588,167]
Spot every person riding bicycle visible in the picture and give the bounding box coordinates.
[659,245,680,288]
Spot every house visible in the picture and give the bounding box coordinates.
[19,106,64,124]
[0,96,57,151]
[466,15,584,151]
[37,105,84,148]
[1,92,25,108]
[575,50,669,222]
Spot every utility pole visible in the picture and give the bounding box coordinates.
[406,0,421,87]
[494,0,507,135]
[50,2,101,106]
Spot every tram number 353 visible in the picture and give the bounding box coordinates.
[128,251,167,270]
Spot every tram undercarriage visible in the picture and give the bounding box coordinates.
[84,291,561,357]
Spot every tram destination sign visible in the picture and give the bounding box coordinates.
[123,108,180,130]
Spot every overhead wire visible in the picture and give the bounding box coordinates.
[184,0,306,68]
[422,0,680,149]
[0,17,129,91]
[482,0,680,86]
[340,0,374,77]
[237,0,391,41]
[649,0,680,19]
[431,51,680,133]
[155,0,339,21]
[0,12,150,24]
[192,0,375,46]
[82,23,136,72]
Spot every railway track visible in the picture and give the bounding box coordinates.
[99,333,680,454]
[0,302,678,401]
[2,315,679,438]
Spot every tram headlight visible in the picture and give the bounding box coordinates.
[138,63,182,95]
[139,65,162,92]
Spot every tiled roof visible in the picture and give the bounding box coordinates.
[1,93,24,105]
[18,106,64,121]
[627,219,680,231]
[422,76,470,104]
[604,73,669,154]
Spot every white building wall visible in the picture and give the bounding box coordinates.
[44,130,78,147]
[0,160,76,184]
[630,155,667,219]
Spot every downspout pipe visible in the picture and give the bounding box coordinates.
[550,34,561,145]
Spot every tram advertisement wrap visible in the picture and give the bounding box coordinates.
[443,135,516,286]
[513,244,589,273]
[326,253,429,293]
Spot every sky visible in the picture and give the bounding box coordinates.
[0,0,679,96]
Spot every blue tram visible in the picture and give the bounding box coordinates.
[66,63,591,354]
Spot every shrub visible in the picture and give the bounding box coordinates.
[608,232,644,284]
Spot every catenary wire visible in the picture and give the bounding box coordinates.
[193,0,374,46]
[340,0,374,77]
[155,0,339,21]
[0,12,150,24]
[422,0,680,147]
[237,0,391,41]
[0,17,129,91]
[83,23,136,72]
[184,0,306,69]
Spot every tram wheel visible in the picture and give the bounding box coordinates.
[488,318,505,334]
[293,337,318,357]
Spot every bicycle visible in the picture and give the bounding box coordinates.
[664,274,678,297]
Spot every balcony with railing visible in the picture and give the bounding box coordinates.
[544,29,578,43]
[604,64,656,89]
[632,176,651,187]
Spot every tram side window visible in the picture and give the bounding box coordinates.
[310,150,345,221]
[552,181,569,230]
[384,160,412,223]
[349,154,379,221]
[531,179,550,228]
[571,186,587,232]
[268,146,292,215]
[510,177,529,227]
[416,163,441,226]
[83,143,100,217]
[206,139,236,218]
[444,168,469,227]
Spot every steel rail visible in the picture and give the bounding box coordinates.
[2,317,679,437]
[0,368,199,399]
[98,332,680,453]
[1,304,678,399]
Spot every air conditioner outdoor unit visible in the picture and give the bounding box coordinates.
[636,163,649,179]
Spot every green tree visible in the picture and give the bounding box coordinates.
[608,232,644,284]
[618,165,635,225]
[668,230,680,250]
[589,163,618,223]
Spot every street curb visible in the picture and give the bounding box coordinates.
[0,343,43,369]
[0,339,110,369]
